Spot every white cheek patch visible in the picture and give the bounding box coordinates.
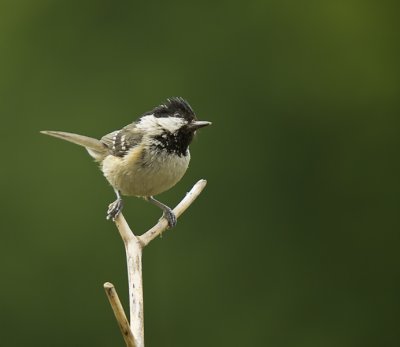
[137,115,186,135]
[157,117,186,133]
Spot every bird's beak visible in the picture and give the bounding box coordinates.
[189,121,212,131]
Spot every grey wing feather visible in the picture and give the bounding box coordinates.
[101,124,143,157]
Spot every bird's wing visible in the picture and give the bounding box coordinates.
[101,124,143,158]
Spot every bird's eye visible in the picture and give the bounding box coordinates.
[173,112,180,117]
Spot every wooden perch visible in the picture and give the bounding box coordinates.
[104,179,207,347]
[104,282,136,347]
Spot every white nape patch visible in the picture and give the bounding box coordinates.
[137,114,186,135]
[136,115,160,136]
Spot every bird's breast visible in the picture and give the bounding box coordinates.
[102,146,190,197]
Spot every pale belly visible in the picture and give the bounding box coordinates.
[102,148,190,197]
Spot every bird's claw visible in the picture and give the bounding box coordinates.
[161,208,177,228]
[107,198,124,221]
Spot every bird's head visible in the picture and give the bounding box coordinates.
[137,97,211,156]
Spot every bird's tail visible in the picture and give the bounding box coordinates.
[40,130,108,161]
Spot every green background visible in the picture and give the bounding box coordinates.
[1,1,399,346]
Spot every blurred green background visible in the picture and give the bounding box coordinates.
[1,0,399,346]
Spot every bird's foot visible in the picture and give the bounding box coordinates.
[107,198,124,221]
[161,207,177,228]
[146,196,177,229]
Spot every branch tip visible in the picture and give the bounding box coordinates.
[104,282,137,347]
[104,282,114,289]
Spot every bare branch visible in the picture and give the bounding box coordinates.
[139,179,207,247]
[106,179,207,347]
[112,216,145,347]
[125,238,144,346]
[104,282,137,347]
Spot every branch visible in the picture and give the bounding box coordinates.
[139,179,207,247]
[125,238,144,345]
[111,215,144,347]
[104,179,208,347]
[104,282,136,347]
[114,212,135,244]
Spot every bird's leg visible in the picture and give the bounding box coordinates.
[107,189,124,221]
[146,196,177,228]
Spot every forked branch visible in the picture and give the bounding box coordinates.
[104,179,207,347]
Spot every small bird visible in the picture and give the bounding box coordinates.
[41,97,211,227]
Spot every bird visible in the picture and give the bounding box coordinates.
[41,97,211,227]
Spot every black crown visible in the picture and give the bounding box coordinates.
[149,97,197,122]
